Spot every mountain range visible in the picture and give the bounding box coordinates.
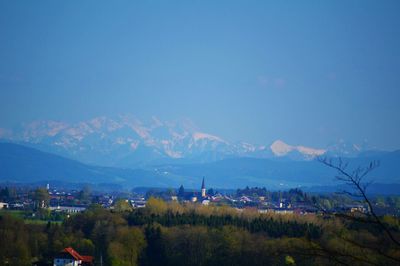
[0,142,399,192]
[0,115,375,167]
[0,116,398,191]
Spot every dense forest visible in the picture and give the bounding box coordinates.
[0,197,400,266]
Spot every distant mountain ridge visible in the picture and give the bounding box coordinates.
[0,115,378,167]
[0,142,399,191]
[0,142,180,187]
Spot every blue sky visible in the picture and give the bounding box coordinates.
[0,1,400,150]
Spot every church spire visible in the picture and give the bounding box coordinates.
[201,177,206,198]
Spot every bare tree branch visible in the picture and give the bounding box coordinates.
[317,157,400,247]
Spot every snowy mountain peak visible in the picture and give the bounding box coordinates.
[270,140,326,159]
[270,140,293,156]
[0,116,372,167]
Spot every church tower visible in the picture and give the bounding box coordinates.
[201,177,206,198]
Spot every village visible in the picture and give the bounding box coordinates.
[0,178,372,217]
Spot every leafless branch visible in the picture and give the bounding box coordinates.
[317,157,400,247]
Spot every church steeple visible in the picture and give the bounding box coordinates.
[201,177,206,198]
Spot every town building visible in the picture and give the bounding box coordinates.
[49,206,87,213]
[177,177,209,202]
[53,247,93,266]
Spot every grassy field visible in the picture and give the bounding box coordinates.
[0,209,26,218]
[24,219,62,225]
[0,209,63,224]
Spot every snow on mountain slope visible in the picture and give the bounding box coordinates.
[1,116,237,166]
[0,116,366,167]
[270,140,293,156]
[270,140,326,159]
[325,138,374,157]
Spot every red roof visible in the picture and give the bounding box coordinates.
[81,255,94,263]
[62,247,94,263]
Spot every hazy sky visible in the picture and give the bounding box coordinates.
[1,1,400,150]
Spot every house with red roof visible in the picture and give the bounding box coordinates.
[53,247,94,266]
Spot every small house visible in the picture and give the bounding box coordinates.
[53,247,93,266]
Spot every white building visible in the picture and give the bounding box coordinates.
[53,247,93,266]
[49,206,86,213]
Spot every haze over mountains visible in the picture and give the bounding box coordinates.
[0,115,398,192]
[0,142,399,192]
[0,115,375,168]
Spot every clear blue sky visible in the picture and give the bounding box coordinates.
[1,1,399,150]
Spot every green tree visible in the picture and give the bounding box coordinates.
[78,185,92,204]
[33,188,50,209]
[114,199,133,212]
[145,197,167,215]
[108,227,146,266]
[178,185,185,197]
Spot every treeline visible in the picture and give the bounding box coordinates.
[236,187,307,201]
[1,198,400,266]
[127,210,322,239]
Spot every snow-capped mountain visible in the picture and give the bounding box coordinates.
[0,115,369,167]
[270,140,326,160]
[325,139,374,158]
[0,115,249,166]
